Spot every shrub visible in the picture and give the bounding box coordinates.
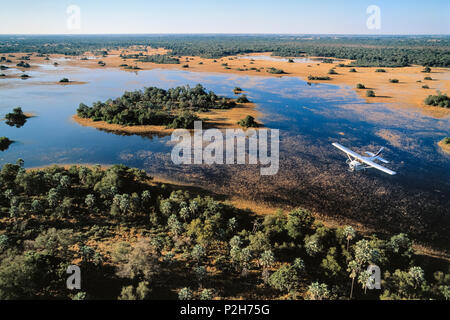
[366,90,376,97]
[424,93,449,108]
[178,287,193,300]
[424,77,432,80]
[5,107,28,127]
[16,61,30,68]
[328,69,338,75]
[267,67,286,74]
[237,115,258,128]
[0,137,13,151]
[356,83,366,89]
[389,79,399,83]
[308,75,331,81]
[422,85,429,89]
[236,94,250,103]
[375,69,386,73]
[349,68,357,72]
[59,78,69,83]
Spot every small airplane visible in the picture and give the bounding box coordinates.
[332,142,396,175]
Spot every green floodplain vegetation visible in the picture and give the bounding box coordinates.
[0,162,448,300]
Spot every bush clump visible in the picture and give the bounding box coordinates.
[424,93,449,108]
[237,115,258,128]
[366,90,376,97]
[0,137,13,151]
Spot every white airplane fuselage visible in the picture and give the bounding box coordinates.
[347,159,366,172]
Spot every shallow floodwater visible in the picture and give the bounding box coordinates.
[0,63,449,242]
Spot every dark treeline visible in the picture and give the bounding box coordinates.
[76,84,237,129]
[0,161,448,300]
[120,53,180,64]
[137,54,180,64]
[1,35,449,67]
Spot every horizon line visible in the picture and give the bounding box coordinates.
[0,33,449,37]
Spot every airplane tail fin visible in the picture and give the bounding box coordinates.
[375,147,384,157]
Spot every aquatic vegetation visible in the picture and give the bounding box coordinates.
[4,107,29,128]
[233,87,243,94]
[0,137,13,151]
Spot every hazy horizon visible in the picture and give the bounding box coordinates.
[0,0,448,35]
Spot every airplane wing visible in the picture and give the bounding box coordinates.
[359,157,396,175]
[332,143,363,159]
[332,143,396,175]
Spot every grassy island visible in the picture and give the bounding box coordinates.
[0,137,13,151]
[76,84,245,129]
[4,107,30,128]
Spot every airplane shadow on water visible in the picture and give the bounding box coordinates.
[0,68,449,246]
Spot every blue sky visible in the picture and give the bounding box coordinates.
[0,0,448,34]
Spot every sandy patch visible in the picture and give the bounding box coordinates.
[438,139,450,154]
